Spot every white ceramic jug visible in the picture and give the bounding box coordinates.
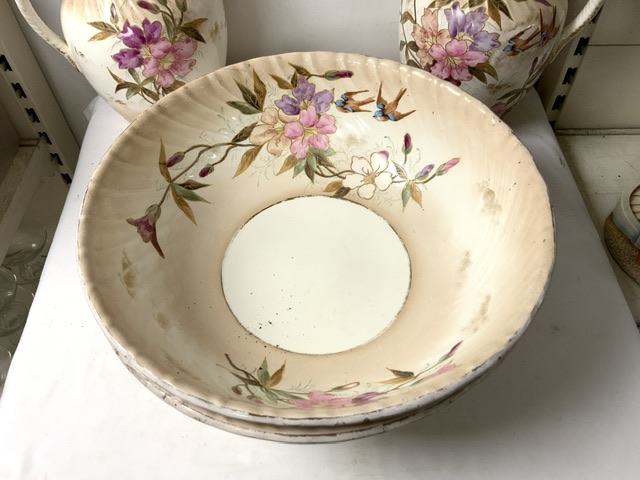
[15,0,227,120]
[400,0,605,116]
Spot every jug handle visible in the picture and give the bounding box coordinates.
[13,0,78,70]
[550,0,606,62]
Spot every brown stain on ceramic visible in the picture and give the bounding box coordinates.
[121,251,138,300]
[466,295,491,333]
[478,181,502,217]
[154,312,170,330]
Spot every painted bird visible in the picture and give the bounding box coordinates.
[335,90,375,113]
[373,83,416,122]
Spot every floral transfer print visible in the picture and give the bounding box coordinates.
[89,1,207,103]
[401,1,500,85]
[223,341,462,410]
[126,63,459,257]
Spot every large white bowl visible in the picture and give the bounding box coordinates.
[78,51,555,443]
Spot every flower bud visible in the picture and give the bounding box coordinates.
[199,164,214,177]
[402,133,412,155]
[137,1,160,14]
[166,151,185,168]
[323,70,354,80]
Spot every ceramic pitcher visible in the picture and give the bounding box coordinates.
[15,0,227,120]
[399,0,605,116]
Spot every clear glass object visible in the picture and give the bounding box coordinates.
[1,223,47,267]
[0,267,17,313]
[0,285,33,337]
[0,345,11,392]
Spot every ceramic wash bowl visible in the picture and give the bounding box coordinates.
[78,51,555,443]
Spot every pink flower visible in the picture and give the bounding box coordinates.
[289,390,384,409]
[290,391,352,409]
[142,37,197,88]
[249,107,298,156]
[429,39,487,82]
[126,205,164,257]
[284,106,337,159]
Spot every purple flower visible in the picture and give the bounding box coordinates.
[119,19,162,49]
[112,48,143,69]
[275,95,301,115]
[293,77,316,101]
[112,19,163,69]
[311,89,334,113]
[275,77,335,116]
[445,2,499,52]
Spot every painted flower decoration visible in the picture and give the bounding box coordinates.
[284,105,337,159]
[91,1,206,102]
[126,205,164,258]
[112,19,162,69]
[276,77,333,115]
[249,107,298,156]
[142,37,197,88]
[411,2,498,84]
[288,390,383,409]
[343,151,394,200]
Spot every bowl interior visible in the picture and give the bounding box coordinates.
[78,52,554,427]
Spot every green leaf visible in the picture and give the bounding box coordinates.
[182,18,208,30]
[265,362,286,388]
[277,154,298,175]
[252,69,267,110]
[158,140,171,182]
[234,80,260,110]
[178,26,206,43]
[170,184,196,224]
[407,59,422,69]
[407,41,420,53]
[469,62,499,84]
[270,74,294,90]
[388,368,415,379]
[401,182,412,210]
[178,179,209,190]
[234,145,263,177]
[227,101,262,115]
[289,63,312,78]
[257,358,270,386]
[87,21,118,34]
[162,12,175,41]
[411,183,423,207]
[231,122,258,143]
[172,183,210,203]
[400,11,415,24]
[393,162,409,180]
[108,70,127,85]
[333,187,351,198]
[128,68,141,83]
[88,30,116,41]
[265,389,280,404]
[293,158,307,178]
[323,180,344,193]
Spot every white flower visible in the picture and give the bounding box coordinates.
[343,151,394,200]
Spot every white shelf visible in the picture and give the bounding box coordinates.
[556,132,640,325]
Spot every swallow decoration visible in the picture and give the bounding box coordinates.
[504,7,559,56]
[373,83,416,122]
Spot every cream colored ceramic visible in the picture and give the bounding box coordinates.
[15,0,227,120]
[78,51,555,442]
[399,0,604,116]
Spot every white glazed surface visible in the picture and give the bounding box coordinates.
[78,52,555,439]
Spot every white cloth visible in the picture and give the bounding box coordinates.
[1,92,639,479]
